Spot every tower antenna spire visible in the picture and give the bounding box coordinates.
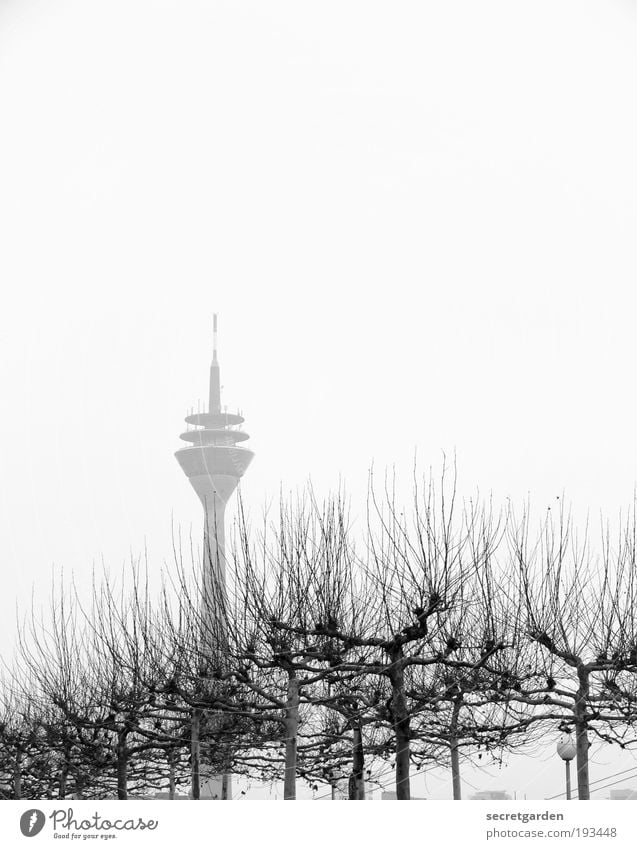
[209,314,221,413]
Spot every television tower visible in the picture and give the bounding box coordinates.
[175,316,254,800]
[175,314,254,597]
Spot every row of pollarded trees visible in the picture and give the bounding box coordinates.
[4,471,637,800]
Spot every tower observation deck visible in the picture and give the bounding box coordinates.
[175,314,254,609]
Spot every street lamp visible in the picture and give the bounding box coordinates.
[557,734,577,800]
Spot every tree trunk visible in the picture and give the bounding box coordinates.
[395,722,411,799]
[14,749,22,800]
[221,773,230,800]
[191,709,201,800]
[348,721,366,800]
[450,698,462,800]
[575,667,590,800]
[74,771,84,799]
[116,729,128,800]
[59,746,69,799]
[168,749,176,800]
[283,673,300,800]
[390,657,410,800]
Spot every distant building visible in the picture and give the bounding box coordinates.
[145,792,189,800]
[470,790,511,800]
[609,789,637,800]
[381,791,426,800]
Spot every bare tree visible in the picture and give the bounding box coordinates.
[509,500,637,799]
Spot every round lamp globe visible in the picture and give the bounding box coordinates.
[557,734,577,762]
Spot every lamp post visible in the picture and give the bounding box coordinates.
[557,734,577,800]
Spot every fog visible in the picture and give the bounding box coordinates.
[2,0,637,799]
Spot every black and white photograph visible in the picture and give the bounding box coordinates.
[1,1,637,846]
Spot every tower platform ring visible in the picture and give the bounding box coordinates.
[179,428,250,445]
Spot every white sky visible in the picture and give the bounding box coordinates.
[2,0,637,799]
